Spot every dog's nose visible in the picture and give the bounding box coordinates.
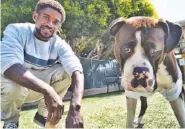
[133,66,149,74]
[131,66,151,88]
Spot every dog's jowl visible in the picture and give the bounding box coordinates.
[102,16,185,128]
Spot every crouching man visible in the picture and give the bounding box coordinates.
[1,0,84,128]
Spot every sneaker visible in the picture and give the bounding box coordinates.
[3,122,18,129]
[33,112,46,127]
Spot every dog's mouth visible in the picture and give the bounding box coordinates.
[122,75,155,93]
[123,65,155,93]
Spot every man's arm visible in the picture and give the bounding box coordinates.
[69,70,84,110]
[66,70,84,128]
[4,63,54,96]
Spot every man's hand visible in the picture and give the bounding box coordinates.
[66,105,83,128]
[44,88,64,126]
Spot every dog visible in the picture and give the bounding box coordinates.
[102,16,185,128]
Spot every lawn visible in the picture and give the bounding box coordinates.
[18,89,183,128]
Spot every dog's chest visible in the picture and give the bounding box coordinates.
[156,63,174,89]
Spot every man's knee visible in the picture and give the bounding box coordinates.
[51,64,70,84]
[1,79,28,102]
[1,85,21,101]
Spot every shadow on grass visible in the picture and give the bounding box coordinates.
[21,104,38,111]
[82,90,124,99]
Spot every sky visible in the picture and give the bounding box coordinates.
[149,0,185,22]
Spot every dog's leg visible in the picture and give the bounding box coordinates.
[169,87,185,128]
[134,96,147,127]
[126,97,137,128]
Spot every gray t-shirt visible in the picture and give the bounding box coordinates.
[1,23,83,76]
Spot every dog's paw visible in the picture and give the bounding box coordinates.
[135,123,144,128]
[134,117,144,128]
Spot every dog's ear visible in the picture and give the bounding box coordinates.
[109,17,126,36]
[101,17,126,44]
[159,20,182,53]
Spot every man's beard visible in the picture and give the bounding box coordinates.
[34,26,54,41]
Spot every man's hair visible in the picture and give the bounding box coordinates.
[35,0,66,23]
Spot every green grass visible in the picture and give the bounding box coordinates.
[18,90,183,128]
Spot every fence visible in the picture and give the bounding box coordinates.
[64,57,123,100]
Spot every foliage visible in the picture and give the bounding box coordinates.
[1,0,37,32]
[63,0,111,39]
[1,0,158,59]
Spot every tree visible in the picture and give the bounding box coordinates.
[1,0,37,33]
[60,0,111,53]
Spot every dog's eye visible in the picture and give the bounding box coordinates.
[124,48,131,53]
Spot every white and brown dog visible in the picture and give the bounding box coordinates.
[102,16,185,128]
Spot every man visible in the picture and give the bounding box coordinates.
[1,0,84,128]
